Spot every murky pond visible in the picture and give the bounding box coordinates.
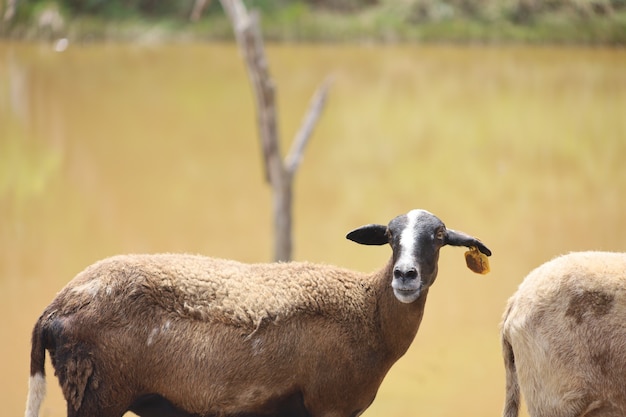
[2,41,625,417]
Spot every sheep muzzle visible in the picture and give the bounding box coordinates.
[391,272,424,304]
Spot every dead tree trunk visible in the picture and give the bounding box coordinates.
[3,0,17,22]
[219,0,331,262]
[189,0,211,22]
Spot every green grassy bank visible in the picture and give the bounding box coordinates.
[2,0,626,44]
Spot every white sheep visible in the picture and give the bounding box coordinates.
[501,251,626,417]
[25,209,491,417]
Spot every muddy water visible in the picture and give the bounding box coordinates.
[2,41,625,417]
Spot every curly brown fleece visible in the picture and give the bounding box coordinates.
[56,254,377,332]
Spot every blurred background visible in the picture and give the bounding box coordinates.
[1,1,626,417]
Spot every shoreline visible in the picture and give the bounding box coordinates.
[2,11,626,46]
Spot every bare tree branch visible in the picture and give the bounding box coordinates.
[221,0,280,183]
[189,0,211,22]
[3,0,17,22]
[218,0,330,261]
[285,76,333,177]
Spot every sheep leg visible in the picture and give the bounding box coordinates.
[267,391,310,417]
[65,392,128,417]
[501,336,520,417]
[61,371,131,417]
[128,394,200,417]
[128,391,310,417]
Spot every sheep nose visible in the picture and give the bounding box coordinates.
[394,267,418,281]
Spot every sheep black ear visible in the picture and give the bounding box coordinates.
[346,224,389,246]
[445,229,492,256]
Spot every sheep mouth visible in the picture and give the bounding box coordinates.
[393,287,422,304]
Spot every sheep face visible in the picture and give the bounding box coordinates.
[347,209,491,304]
[387,209,445,302]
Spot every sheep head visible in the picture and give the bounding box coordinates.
[346,209,491,303]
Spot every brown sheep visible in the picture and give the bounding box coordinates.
[25,209,491,417]
[501,251,626,417]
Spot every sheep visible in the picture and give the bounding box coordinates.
[25,208,491,417]
[501,251,626,417]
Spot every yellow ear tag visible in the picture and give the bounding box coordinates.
[465,246,490,274]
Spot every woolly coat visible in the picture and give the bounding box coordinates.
[38,254,421,417]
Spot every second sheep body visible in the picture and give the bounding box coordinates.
[501,251,626,417]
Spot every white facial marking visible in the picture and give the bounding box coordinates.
[397,209,429,268]
[25,373,46,417]
[393,209,438,303]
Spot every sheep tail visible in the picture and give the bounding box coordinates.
[502,335,520,417]
[25,317,47,417]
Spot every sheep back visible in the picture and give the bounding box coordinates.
[504,251,626,328]
[51,254,377,332]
